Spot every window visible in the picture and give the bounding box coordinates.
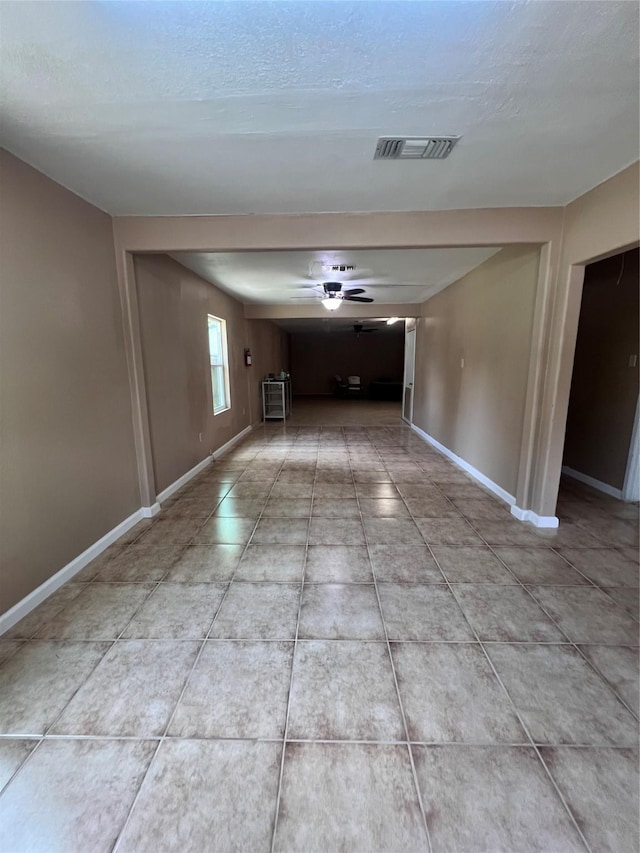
[208,315,231,414]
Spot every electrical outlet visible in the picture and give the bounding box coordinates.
[460,358,465,368]
[199,432,203,442]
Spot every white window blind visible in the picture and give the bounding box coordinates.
[208,315,231,414]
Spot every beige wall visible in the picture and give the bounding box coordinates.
[533,162,640,514]
[135,254,287,493]
[290,329,404,395]
[413,246,541,497]
[0,150,139,612]
[563,248,639,489]
[246,318,290,423]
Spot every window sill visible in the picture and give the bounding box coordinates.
[213,406,231,416]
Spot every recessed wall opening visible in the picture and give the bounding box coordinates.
[560,247,640,505]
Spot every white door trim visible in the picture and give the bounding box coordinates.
[402,326,416,425]
[622,394,640,502]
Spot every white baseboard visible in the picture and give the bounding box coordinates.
[142,502,161,518]
[1,424,254,636]
[510,505,559,528]
[156,425,253,505]
[212,424,252,460]
[562,465,623,500]
[0,507,146,636]
[156,455,214,504]
[410,423,516,507]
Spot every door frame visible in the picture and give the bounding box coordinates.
[402,325,416,425]
[622,394,640,502]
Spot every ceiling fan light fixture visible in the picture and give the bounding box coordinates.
[322,296,341,311]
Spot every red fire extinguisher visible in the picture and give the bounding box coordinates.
[244,348,252,367]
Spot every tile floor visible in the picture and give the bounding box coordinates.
[0,421,638,852]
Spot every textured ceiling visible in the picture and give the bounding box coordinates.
[1,1,638,215]
[170,247,501,304]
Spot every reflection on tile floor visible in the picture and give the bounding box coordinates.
[0,421,638,852]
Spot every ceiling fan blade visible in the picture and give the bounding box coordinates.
[344,295,374,303]
[343,288,365,296]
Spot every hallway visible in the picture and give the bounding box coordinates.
[0,421,638,852]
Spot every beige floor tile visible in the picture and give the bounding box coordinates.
[314,482,357,499]
[274,743,429,853]
[209,582,300,639]
[364,517,424,544]
[527,586,639,644]
[308,517,365,545]
[378,584,474,641]
[557,548,639,587]
[52,640,199,736]
[236,544,306,581]
[0,641,109,735]
[117,740,281,853]
[493,546,589,585]
[0,739,155,853]
[168,640,293,738]
[579,644,639,713]
[121,583,226,639]
[36,583,154,640]
[416,517,483,546]
[452,584,565,642]
[368,544,444,582]
[164,543,244,582]
[431,545,515,583]
[4,583,87,639]
[262,498,312,517]
[288,640,403,740]
[312,498,361,518]
[413,746,585,853]
[540,747,639,853]
[0,640,23,666]
[392,643,526,743]
[602,586,640,619]
[299,584,384,640]
[94,544,185,582]
[195,516,256,544]
[252,518,309,544]
[0,740,38,791]
[359,497,411,517]
[305,546,373,583]
[485,643,638,746]
[214,497,265,519]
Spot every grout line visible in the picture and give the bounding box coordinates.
[415,479,598,852]
[112,447,289,853]
[269,439,317,853]
[360,446,597,852]
[0,730,635,749]
[0,736,45,797]
[357,440,434,853]
[443,509,640,723]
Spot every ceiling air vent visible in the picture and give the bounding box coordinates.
[374,136,460,160]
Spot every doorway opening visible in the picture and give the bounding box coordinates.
[402,324,416,424]
[561,247,639,503]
